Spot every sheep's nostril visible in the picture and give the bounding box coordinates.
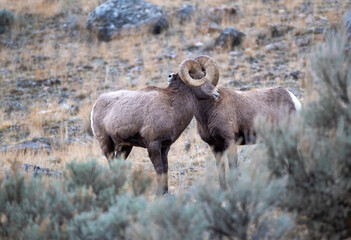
[213,89,220,98]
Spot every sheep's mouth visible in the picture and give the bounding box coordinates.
[213,88,220,99]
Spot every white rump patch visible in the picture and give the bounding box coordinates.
[287,90,302,112]
[90,102,96,136]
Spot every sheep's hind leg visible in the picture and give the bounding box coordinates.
[100,135,115,164]
[212,146,227,191]
[116,146,133,160]
[147,141,167,195]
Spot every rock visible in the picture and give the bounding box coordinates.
[215,27,245,50]
[270,24,293,38]
[0,124,30,142]
[228,79,243,87]
[295,36,311,47]
[10,89,24,96]
[0,9,14,35]
[208,22,221,33]
[16,78,61,88]
[86,0,168,41]
[240,85,252,91]
[256,31,267,45]
[48,156,61,164]
[184,140,191,151]
[313,27,324,35]
[265,41,286,52]
[229,50,243,57]
[176,5,195,24]
[1,137,53,153]
[209,5,237,24]
[20,163,62,177]
[16,79,39,88]
[2,100,25,113]
[186,41,204,51]
[251,72,265,82]
[289,70,304,80]
[151,16,169,35]
[62,14,80,32]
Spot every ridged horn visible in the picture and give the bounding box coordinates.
[194,55,219,86]
[179,59,207,87]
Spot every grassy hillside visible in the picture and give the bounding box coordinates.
[0,0,349,191]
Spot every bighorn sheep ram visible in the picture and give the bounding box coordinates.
[91,57,220,195]
[192,56,302,189]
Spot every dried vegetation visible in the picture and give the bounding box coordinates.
[0,0,349,191]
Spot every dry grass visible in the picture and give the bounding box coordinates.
[0,0,59,17]
[0,0,100,16]
[0,0,349,192]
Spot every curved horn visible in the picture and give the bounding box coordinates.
[194,55,219,86]
[179,59,207,87]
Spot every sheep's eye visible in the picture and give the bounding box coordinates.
[168,75,172,78]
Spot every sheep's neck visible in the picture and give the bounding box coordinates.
[167,80,197,128]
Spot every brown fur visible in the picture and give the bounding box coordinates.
[91,74,218,195]
[195,86,297,189]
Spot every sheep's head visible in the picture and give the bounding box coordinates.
[175,56,220,100]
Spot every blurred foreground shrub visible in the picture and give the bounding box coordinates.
[257,31,351,239]
[0,159,140,239]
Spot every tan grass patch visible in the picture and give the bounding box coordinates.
[27,104,70,137]
[76,102,94,134]
[0,0,100,16]
[0,0,59,17]
[0,110,12,130]
[52,141,103,166]
[0,150,49,169]
[284,0,305,11]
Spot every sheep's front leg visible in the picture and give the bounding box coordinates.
[148,141,168,195]
[161,146,170,193]
[212,146,226,190]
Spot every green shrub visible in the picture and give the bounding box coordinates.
[0,159,133,239]
[0,173,74,239]
[66,159,128,210]
[128,195,206,240]
[256,32,351,239]
[196,168,292,240]
[129,167,153,196]
[68,195,146,240]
